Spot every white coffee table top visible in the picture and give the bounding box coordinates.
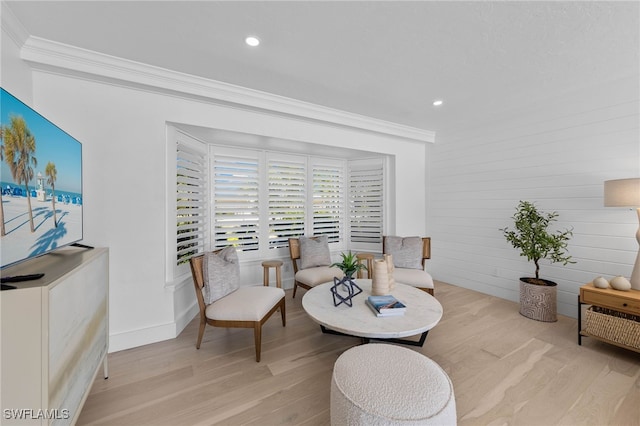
[302,279,443,339]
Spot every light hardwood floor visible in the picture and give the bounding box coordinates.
[78,281,640,426]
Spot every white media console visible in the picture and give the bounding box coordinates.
[1,247,109,425]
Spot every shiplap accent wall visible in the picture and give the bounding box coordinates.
[428,76,640,318]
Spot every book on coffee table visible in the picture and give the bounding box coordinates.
[366,295,406,317]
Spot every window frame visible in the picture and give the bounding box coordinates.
[167,127,209,281]
[168,128,388,281]
[310,157,346,244]
[348,158,386,253]
[211,148,261,256]
[267,152,308,252]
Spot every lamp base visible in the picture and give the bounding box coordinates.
[631,246,640,291]
[632,208,640,291]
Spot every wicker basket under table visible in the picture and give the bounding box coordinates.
[584,306,640,351]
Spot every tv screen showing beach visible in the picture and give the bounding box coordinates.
[1,88,83,269]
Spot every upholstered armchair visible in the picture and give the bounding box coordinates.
[190,247,286,362]
[383,236,434,295]
[288,235,343,298]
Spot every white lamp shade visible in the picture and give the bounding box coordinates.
[604,178,640,207]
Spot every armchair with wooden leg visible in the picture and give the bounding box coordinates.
[288,235,343,298]
[383,236,435,295]
[189,247,286,362]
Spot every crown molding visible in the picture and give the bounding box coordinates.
[20,36,435,143]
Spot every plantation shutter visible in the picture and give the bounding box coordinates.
[349,160,384,244]
[312,161,344,243]
[212,154,260,251]
[268,156,306,249]
[176,139,208,266]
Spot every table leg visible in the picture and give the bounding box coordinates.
[103,355,109,379]
[319,325,430,347]
[578,295,582,345]
[380,331,429,347]
[276,265,282,288]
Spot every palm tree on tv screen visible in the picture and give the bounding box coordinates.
[45,161,58,228]
[3,115,37,233]
[0,131,5,236]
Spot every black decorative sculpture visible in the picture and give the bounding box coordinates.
[330,276,363,307]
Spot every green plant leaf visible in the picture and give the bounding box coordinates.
[330,250,367,278]
[500,201,574,279]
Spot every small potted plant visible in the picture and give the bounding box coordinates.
[331,250,367,279]
[329,251,366,307]
[500,200,574,322]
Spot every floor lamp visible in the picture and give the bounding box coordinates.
[604,178,640,290]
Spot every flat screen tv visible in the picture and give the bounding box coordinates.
[0,87,83,272]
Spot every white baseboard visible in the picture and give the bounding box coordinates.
[108,304,198,353]
[175,303,199,335]
[108,322,178,353]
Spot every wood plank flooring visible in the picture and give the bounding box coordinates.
[77,282,640,425]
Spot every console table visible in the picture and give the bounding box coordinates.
[1,247,109,425]
[578,282,640,353]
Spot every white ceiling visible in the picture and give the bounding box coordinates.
[5,1,640,141]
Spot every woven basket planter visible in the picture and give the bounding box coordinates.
[585,306,640,350]
[519,278,557,322]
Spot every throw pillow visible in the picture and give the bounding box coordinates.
[385,236,423,269]
[299,235,331,269]
[202,246,240,304]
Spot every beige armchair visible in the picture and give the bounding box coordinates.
[288,236,343,298]
[190,251,286,362]
[383,236,434,295]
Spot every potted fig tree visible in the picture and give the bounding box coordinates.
[501,200,574,322]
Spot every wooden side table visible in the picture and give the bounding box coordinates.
[356,253,375,279]
[578,282,640,352]
[262,260,283,288]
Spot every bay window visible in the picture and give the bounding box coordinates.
[171,129,385,278]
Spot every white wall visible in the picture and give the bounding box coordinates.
[1,7,430,351]
[0,3,32,102]
[20,66,428,352]
[5,10,637,351]
[428,75,640,318]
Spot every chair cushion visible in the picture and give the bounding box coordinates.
[299,235,331,269]
[385,236,423,269]
[393,268,434,289]
[203,246,240,304]
[296,266,343,287]
[205,286,285,321]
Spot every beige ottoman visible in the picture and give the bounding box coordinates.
[331,344,456,425]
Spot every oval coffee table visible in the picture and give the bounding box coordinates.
[302,279,443,346]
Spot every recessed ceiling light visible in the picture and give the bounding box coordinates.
[245,36,260,47]
[433,99,443,106]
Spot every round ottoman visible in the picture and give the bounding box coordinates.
[331,344,456,425]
